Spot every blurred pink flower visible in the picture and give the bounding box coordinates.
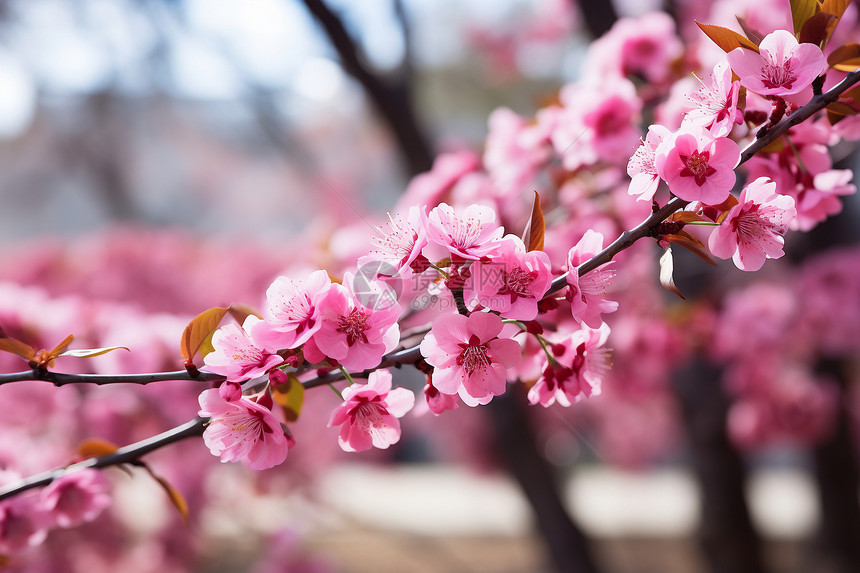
[251,270,332,352]
[709,177,796,271]
[463,236,553,320]
[328,369,414,452]
[528,322,611,407]
[655,125,740,204]
[726,30,826,97]
[197,389,292,470]
[423,203,504,261]
[41,469,111,528]
[423,378,459,415]
[0,471,47,554]
[567,230,618,328]
[204,317,284,382]
[420,312,521,406]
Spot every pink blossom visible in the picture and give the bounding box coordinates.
[359,206,429,277]
[483,107,552,197]
[250,270,332,352]
[654,125,740,204]
[528,323,611,407]
[582,12,683,84]
[420,312,522,406]
[197,389,292,470]
[709,177,796,271]
[203,316,284,382]
[551,77,643,170]
[0,471,47,554]
[423,203,504,261]
[627,124,672,202]
[304,273,400,371]
[683,60,743,137]
[328,369,415,452]
[567,230,618,328]
[424,378,459,415]
[41,468,111,528]
[463,236,553,320]
[726,30,826,97]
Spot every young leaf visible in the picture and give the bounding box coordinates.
[47,334,75,360]
[227,303,262,326]
[521,191,545,252]
[0,331,36,362]
[659,247,685,300]
[138,463,189,525]
[668,211,708,224]
[663,233,717,265]
[828,43,860,72]
[180,307,229,364]
[77,438,120,458]
[735,16,765,45]
[695,21,760,53]
[790,0,821,37]
[272,373,305,422]
[799,12,837,46]
[60,346,130,359]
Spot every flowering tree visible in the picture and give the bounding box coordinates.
[1,1,860,572]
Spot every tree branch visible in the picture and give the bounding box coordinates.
[0,369,223,386]
[0,417,206,501]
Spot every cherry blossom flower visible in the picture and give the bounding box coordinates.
[250,270,332,352]
[463,236,553,320]
[304,273,400,371]
[204,316,285,382]
[328,369,415,452]
[683,60,743,137]
[424,378,459,415]
[198,389,292,470]
[709,177,796,271]
[0,471,47,554]
[41,469,111,528]
[484,107,552,197]
[655,125,740,204]
[528,323,611,407]
[359,206,429,277]
[423,203,504,261]
[726,30,826,97]
[627,124,672,202]
[551,76,643,170]
[567,230,618,328]
[420,312,522,406]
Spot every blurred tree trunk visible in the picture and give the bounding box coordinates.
[571,0,618,38]
[673,359,769,573]
[487,384,601,573]
[812,358,860,573]
[301,0,434,177]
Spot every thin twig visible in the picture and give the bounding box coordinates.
[0,417,206,501]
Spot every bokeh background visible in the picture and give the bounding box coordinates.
[1,1,859,572]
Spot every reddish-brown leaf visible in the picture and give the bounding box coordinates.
[77,438,120,458]
[790,0,821,37]
[522,191,545,252]
[695,21,760,53]
[663,233,717,265]
[180,307,229,364]
[828,43,860,72]
[799,12,836,46]
[0,333,36,362]
[138,462,189,525]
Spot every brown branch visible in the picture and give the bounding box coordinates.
[0,369,223,386]
[0,417,206,501]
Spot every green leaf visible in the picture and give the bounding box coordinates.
[695,21,760,53]
[272,373,305,423]
[790,0,821,37]
[180,307,229,364]
[659,247,685,300]
[60,346,130,359]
